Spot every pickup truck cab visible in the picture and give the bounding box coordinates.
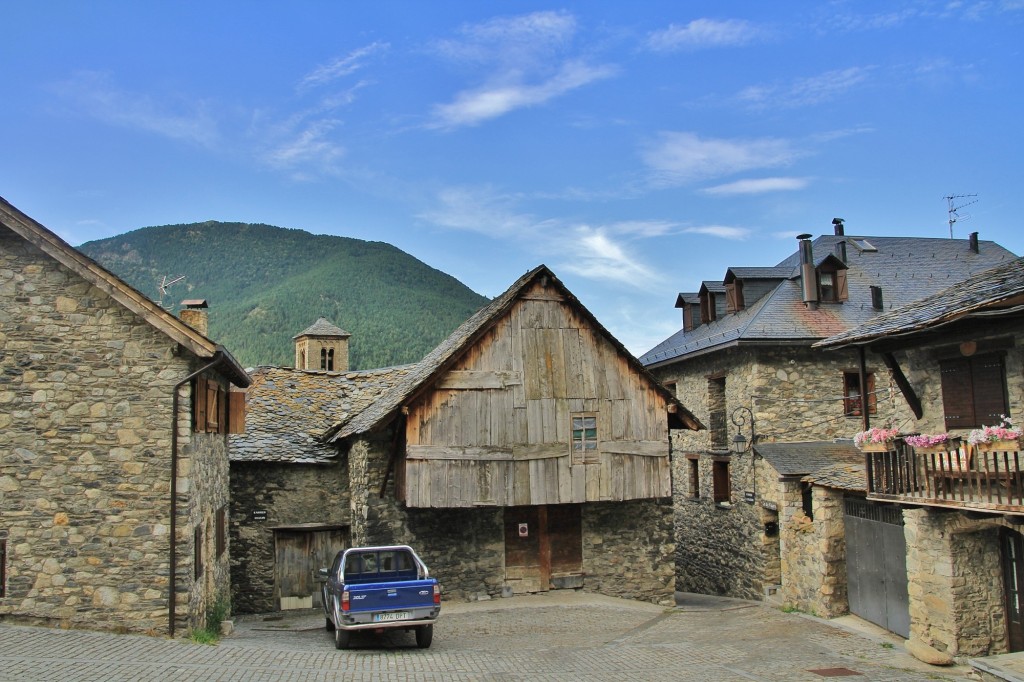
[319,545,440,649]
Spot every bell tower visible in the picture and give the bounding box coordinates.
[293,318,351,372]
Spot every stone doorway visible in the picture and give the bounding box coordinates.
[503,505,582,594]
[1002,528,1024,651]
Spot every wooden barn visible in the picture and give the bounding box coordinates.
[230,265,701,611]
[325,265,702,603]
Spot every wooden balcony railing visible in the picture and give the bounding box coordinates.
[865,440,1024,514]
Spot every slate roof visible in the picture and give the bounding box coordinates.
[725,266,792,281]
[0,196,249,386]
[230,364,415,463]
[328,265,702,441]
[294,317,351,339]
[754,440,863,482]
[640,234,1017,367]
[816,256,1024,349]
[804,462,866,491]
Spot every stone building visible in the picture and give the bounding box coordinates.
[0,197,250,636]
[230,266,702,613]
[817,256,1024,661]
[639,223,1016,628]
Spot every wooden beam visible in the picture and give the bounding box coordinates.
[601,441,669,457]
[436,370,523,390]
[881,352,924,419]
[407,444,513,461]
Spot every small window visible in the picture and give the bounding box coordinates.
[0,534,6,598]
[320,348,328,370]
[216,506,227,558]
[820,272,836,302]
[940,353,1009,429]
[688,457,700,498]
[801,484,814,521]
[327,348,335,371]
[664,381,677,396]
[708,377,727,450]
[713,459,730,504]
[844,372,877,416]
[206,382,220,431]
[194,526,203,579]
[572,415,599,464]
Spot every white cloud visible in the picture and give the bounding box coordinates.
[428,11,616,129]
[642,132,799,186]
[702,177,809,195]
[299,42,389,91]
[51,71,218,147]
[738,67,872,109]
[431,61,618,129]
[418,186,542,237]
[682,225,752,240]
[259,118,346,179]
[647,18,764,52]
[559,226,659,287]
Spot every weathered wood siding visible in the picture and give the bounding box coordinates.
[404,282,671,507]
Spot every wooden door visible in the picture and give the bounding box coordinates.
[1003,528,1024,652]
[504,505,582,594]
[274,528,348,610]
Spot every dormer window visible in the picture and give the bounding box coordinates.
[700,292,716,323]
[820,272,836,302]
[816,261,848,303]
[725,281,744,313]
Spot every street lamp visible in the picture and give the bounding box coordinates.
[731,406,755,456]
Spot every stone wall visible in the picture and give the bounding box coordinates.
[583,499,675,605]
[652,344,914,602]
[345,427,675,605]
[0,227,231,635]
[904,509,1010,657]
[229,459,350,614]
[780,483,849,617]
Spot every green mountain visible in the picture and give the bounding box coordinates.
[79,221,491,370]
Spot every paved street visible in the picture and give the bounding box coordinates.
[0,592,977,681]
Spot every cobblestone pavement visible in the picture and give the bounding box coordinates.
[0,592,976,681]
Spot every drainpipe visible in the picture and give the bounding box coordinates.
[169,352,226,637]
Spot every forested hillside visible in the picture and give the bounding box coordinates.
[79,221,490,369]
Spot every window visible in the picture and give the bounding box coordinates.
[708,377,727,450]
[0,533,6,598]
[801,483,814,521]
[712,459,731,504]
[664,381,677,396]
[327,348,335,371]
[216,506,227,558]
[843,372,877,416]
[687,456,700,498]
[194,526,203,579]
[571,415,599,464]
[940,353,1009,429]
[700,292,717,323]
[818,267,848,302]
[820,272,836,301]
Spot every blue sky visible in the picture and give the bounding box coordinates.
[3,1,1023,355]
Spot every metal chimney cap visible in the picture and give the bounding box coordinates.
[796,233,812,240]
[831,218,845,225]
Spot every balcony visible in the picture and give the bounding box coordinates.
[865,439,1024,514]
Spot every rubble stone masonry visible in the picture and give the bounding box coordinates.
[0,228,230,634]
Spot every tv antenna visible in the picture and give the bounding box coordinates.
[945,193,978,239]
[156,274,186,309]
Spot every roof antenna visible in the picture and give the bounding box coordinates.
[156,274,186,310]
[945,194,978,239]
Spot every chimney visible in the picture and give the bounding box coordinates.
[969,231,979,253]
[179,299,209,336]
[870,286,883,310]
[797,234,818,310]
[835,241,847,264]
[832,218,845,236]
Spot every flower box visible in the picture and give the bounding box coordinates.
[911,437,962,454]
[974,438,1022,452]
[859,440,896,453]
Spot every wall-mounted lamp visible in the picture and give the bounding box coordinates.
[731,406,755,456]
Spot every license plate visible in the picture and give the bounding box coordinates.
[374,611,410,622]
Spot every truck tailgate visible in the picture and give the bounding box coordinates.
[348,579,437,615]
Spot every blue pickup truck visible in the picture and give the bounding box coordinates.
[319,545,441,649]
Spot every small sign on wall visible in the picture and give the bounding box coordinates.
[744,491,755,504]
[518,523,529,538]
[761,500,778,512]
[252,509,268,522]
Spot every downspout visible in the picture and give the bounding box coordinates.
[169,352,226,637]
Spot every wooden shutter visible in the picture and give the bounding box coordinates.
[725,283,738,313]
[228,390,246,434]
[866,373,877,414]
[218,384,227,434]
[712,460,730,503]
[940,358,975,429]
[683,305,693,332]
[194,375,208,432]
[973,354,1008,425]
[836,269,849,301]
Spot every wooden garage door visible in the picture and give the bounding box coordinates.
[504,505,582,594]
[274,528,348,610]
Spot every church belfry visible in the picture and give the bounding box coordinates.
[293,318,351,372]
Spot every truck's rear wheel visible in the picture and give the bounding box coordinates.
[334,628,350,650]
[415,624,433,649]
